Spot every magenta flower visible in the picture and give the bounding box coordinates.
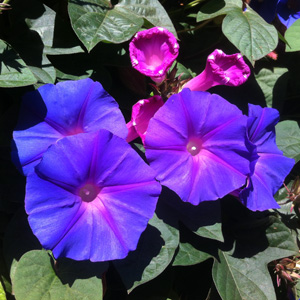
[183,49,251,91]
[126,95,164,143]
[144,88,250,205]
[129,27,179,83]
[238,104,294,211]
[25,130,161,262]
[12,78,127,175]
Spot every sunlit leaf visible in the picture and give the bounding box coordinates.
[68,0,177,51]
[285,19,300,52]
[222,6,278,65]
[276,121,300,163]
[13,250,106,300]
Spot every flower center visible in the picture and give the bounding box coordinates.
[186,138,202,156]
[79,184,100,203]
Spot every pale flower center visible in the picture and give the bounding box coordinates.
[186,138,202,156]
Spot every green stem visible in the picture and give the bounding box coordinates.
[2,0,11,4]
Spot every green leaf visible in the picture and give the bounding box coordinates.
[113,213,179,293]
[175,62,196,80]
[222,6,278,65]
[212,216,298,300]
[6,0,58,83]
[254,68,289,111]
[0,281,6,300]
[285,19,300,52]
[12,250,106,300]
[173,241,213,266]
[196,0,278,64]
[68,0,177,52]
[0,40,37,87]
[276,121,300,163]
[29,55,56,84]
[25,4,84,55]
[197,0,242,22]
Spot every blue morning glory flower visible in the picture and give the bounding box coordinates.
[239,104,295,211]
[250,0,300,28]
[25,130,161,262]
[277,0,300,28]
[12,78,127,175]
[144,88,250,205]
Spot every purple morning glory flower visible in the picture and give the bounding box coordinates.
[25,130,161,262]
[12,78,127,175]
[144,88,250,205]
[129,27,179,83]
[126,95,164,143]
[239,104,294,211]
[183,49,250,92]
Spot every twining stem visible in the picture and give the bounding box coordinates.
[1,0,11,5]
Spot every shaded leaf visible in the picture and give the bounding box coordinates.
[0,40,37,87]
[113,213,179,293]
[276,121,300,163]
[255,68,289,112]
[25,4,84,55]
[6,0,57,83]
[213,216,298,300]
[157,188,224,242]
[12,250,106,300]
[68,0,176,52]
[197,0,241,22]
[175,62,196,80]
[173,242,213,266]
[285,19,300,52]
[29,54,56,84]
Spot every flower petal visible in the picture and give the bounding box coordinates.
[129,27,179,83]
[126,95,164,143]
[145,89,250,205]
[239,153,294,211]
[26,130,161,261]
[247,104,281,154]
[183,49,250,91]
[13,78,127,175]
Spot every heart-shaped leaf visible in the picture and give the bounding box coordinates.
[68,0,177,52]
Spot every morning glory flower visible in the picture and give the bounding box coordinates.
[249,0,279,23]
[12,78,127,175]
[129,27,179,83]
[126,95,164,143]
[144,88,250,205]
[183,49,251,92]
[250,0,300,28]
[277,0,300,28]
[25,130,161,262]
[238,104,295,211]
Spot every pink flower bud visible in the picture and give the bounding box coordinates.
[183,49,251,91]
[129,27,179,84]
[127,95,164,143]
